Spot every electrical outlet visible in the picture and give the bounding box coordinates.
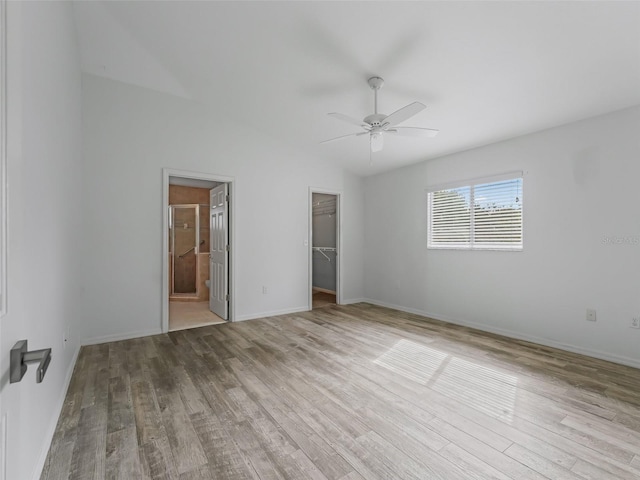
[631,317,640,329]
[262,286,268,294]
[586,309,596,322]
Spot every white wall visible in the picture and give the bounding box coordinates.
[364,106,640,367]
[340,174,365,303]
[0,2,83,479]
[81,75,364,341]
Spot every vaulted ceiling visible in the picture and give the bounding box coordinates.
[73,1,640,175]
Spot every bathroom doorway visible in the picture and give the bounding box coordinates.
[309,190,341,310]
[162,170,234,332]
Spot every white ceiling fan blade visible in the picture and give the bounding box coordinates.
[370,132,384,152]
[388,127,439,138]
[383,101,426,127]
[328,112,370,129]
[320,132,360,144]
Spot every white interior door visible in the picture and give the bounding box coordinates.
[209,184,228,319]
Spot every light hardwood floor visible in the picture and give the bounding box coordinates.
[312,291,336,310]
[41,303,640,480]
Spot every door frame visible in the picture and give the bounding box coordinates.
[308,187,342,310]
[0,2,6,478]
[0,0,7,321]
[162,168,235,332]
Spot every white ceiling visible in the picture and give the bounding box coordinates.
[73,1,640,176]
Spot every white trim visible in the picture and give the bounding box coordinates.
[162,168,236,331]
[340,297,368,305]
[0,0,7,318]
[363,298,640,370]
[82,329,163,346]
[0,414,5,480]
[426,170,523,193]
[308,188,342,311]
[31,344,81,480]
[235,306,309,322]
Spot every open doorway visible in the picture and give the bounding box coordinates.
[309,190,340,310]
[162,170,234,332]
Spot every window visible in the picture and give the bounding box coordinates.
[427,173,523,250]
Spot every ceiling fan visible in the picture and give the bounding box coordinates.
[321,76,438,154]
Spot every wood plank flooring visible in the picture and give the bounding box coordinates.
[312,292,336,310]
[40,303,640,480]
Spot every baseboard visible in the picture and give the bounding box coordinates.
[363,298,640,370]
[339,297,368,305]
[82,328,163,346]
[362,299,428,317]
[235,306,309,322]
[32,343,81,480]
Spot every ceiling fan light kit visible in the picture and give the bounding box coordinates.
[321,76,439,157]
[370,132,384,153]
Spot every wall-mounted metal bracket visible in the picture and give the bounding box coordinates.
[10,340,52,384]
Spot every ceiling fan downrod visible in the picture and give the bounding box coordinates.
[368,76,384,115]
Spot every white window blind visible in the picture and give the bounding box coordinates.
[427,174,523,250]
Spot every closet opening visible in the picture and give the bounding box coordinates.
[309,190,340,310]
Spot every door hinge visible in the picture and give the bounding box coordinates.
[225,294,230,301]
[225,194,230,202]
[225,244,230,252]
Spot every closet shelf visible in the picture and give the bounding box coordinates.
[312,247,337,262]
[313,210,336,217]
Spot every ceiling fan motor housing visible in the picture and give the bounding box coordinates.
[364,113,387,127]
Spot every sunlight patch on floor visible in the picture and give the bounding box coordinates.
[374,339,517,421]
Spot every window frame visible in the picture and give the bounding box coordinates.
[427,172,524,252]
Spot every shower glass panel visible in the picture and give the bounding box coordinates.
[170,205,199,295]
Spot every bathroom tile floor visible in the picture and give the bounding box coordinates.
[169,301,226,331]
